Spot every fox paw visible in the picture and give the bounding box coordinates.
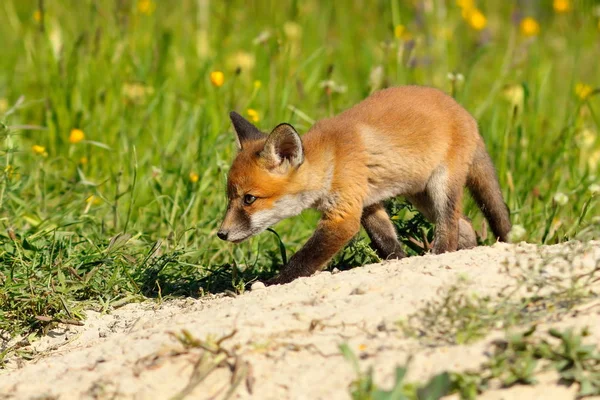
[263,276,286,286]
[263,273,296,286]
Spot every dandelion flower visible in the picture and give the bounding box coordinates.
[520,17,540,37]
[253,80,262,90]
[69,128,85,144]
[210,71,225,87]
[33,10,42,22]
[137,0,155,15]
[467,9,487,30]
[246,109,260,123]
[553,0,570,13]
[79,157,88,165]
[32,145,46,156]
[575,83,593,100]
[553,192,568,205]
[189,172,199,183]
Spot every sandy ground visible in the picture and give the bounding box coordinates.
[1,241,599,400]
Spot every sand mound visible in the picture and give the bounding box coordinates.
[1,241,599,399]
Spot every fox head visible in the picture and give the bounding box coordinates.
[217,112,305,243]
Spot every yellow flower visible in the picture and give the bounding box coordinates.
[246,109,260,123]
[32,145,47,156]
[189,172,199,183]
[358,344,367,351]
[33,10,42,22]
[467,9,487,31]
[69,128,85,144]
[79,157,88,165]
[520,17,540,37]
[394,24,405,39]
[253,80,262,90]
[553,0,570,13]
[137,0,155,15]
[575,83,593,100]
[456,0,474,9]
[210,71,224,87]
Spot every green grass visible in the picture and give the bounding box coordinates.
[0,0,599,341]
[342,326,600,399]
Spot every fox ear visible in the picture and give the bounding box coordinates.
[261,123,304,171]
[230,111,264,150]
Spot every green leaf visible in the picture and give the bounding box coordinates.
[339,343,360,374]
[266,228,287,265]
[417,372,452,400]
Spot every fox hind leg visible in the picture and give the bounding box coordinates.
[457,217,477,250]
[407,192,477,251]
[407,170,476,252]
[361,202,406,260]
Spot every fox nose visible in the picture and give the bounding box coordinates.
[217,230,228,241]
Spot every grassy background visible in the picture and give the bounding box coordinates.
[0,0,599,338]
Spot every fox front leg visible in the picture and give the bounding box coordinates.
[266,214,361,285]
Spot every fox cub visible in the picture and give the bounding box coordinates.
[218,86,511,285]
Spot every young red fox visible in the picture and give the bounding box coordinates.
[218,86,511,285]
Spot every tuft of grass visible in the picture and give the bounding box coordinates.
[342,326,600,400]
[387,200,434,256]
[399,244,600,346]
[340,343,452,400]
[168,329,251,400]
[331,237,382,271]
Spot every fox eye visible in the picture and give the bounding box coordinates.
[243,194,257,205]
